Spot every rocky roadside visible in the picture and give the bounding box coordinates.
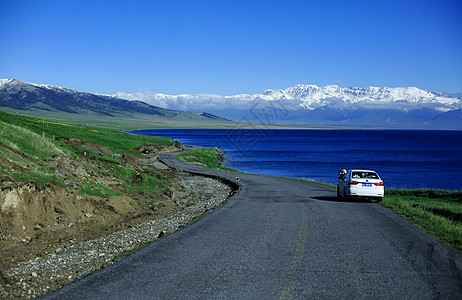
[0,175,234,299]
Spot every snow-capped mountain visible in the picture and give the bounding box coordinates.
[114,84,460,109]
[0,79,226,121]
[1,79,460,128]
[113,84,461,129]
[259,84,459,106]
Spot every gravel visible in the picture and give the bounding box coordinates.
[0,175,233,299]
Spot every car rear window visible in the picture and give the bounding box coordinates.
[351,172,379,179]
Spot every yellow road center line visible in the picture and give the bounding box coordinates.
[279,191,308,300]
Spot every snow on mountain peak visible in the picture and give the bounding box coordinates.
[109,83,461,115]
[0,79,19,87]
[254,84,460,107]
[1,79,460,112]
[0,79,73,93]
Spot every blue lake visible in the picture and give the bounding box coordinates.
[130,129,462,190]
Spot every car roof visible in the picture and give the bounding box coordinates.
[349,169,378,173]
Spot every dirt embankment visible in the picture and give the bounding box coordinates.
[0,138,236,298]
[0,141,182,264]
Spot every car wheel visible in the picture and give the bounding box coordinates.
[377,197,383,203]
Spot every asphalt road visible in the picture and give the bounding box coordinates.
[43,150,462,299]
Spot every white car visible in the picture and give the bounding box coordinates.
[337,169,384,202]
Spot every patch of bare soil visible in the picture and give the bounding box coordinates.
[59,138,115,156]
[1,181,168,266]
[0,139,223,298]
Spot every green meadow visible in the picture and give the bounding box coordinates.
[0,108,236,130]
[0,110,174,193]
[381,189,462,250]
[0,107,320,130]
[0,110,172,151]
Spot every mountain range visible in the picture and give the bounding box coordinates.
[114,85,462,129]
[1,79,461,129]
[0,79,224,121]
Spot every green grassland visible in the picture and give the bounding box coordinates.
[176,147,241,173]
[0,107,325,130]
[0,110,174,194]
[381,189,462,250]
[0,110,172,151]
[0,108,237,130]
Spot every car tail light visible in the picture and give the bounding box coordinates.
[349,181,359,185]
[374,182,384,186]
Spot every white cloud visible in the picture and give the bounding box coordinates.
[114,91,255,111]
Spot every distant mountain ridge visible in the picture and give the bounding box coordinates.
[0,79,224,121]
[115,84,460,108]
[1,79,460,129]
[114,84,462,129]
[258,85,459,107]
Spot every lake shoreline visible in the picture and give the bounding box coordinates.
[176,147,462,254]
[133,129,461,190]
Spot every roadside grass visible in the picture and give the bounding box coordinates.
[380,189,462,250]
[176,147,242,173]
[278,176,336,188]
[114,244,147,261]
[176,147,336,187]
[305,180,335,188]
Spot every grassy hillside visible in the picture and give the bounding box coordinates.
[1,110,171,147]
[0,121,64,186]
[0,110,174,188]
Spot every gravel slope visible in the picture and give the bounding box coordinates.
[0,175,234,299]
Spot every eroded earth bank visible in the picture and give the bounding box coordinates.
[0,140,236,299]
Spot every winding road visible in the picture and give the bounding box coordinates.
[43,149,462,299]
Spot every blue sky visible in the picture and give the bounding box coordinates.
[1,0,461,95]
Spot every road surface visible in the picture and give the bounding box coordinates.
[43,149,462,299]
